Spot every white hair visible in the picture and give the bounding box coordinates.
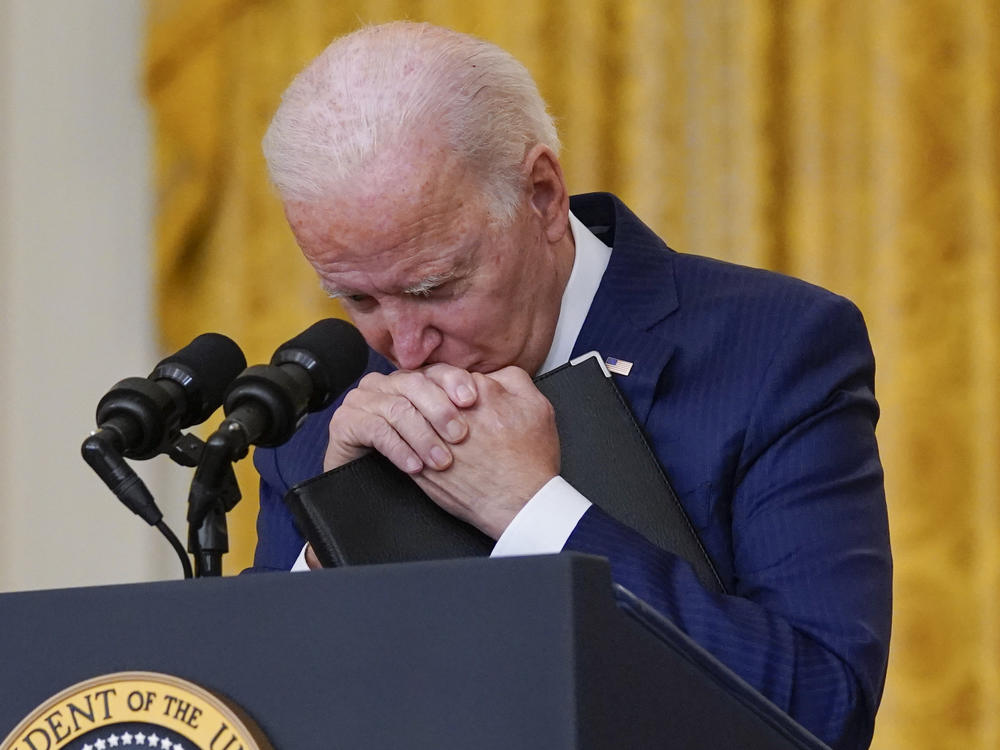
[262,21,560,223]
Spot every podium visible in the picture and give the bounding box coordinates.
[0,554,828,749]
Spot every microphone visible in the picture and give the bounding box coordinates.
[184,320,365,575]
[87,333,248,460]
[218,318,368,449]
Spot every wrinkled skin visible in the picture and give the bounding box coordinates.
[285,142,575,545]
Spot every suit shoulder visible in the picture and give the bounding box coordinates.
[670,251,865,329]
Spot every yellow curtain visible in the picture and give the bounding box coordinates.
[146,2,1000,747]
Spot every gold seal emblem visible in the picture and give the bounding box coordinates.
[1,672,270,750]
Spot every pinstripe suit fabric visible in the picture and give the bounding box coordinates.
[252,193,891,750]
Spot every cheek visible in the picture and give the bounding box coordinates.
[439,299,513,350]
[426,304,476,340]
[349,314,391,354]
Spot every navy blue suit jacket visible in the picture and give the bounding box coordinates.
[252,193,891,750]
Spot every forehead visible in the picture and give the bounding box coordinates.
[284,147,490,286]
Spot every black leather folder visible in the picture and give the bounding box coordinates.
[284,352,725,593]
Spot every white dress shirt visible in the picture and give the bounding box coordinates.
[293,211,611,570]
[490,211,611,557]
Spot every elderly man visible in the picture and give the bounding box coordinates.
[252,21,891,750]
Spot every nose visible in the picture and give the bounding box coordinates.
[382,302,442,370]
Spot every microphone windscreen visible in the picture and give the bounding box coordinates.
[151,333,248,425]
[271,318,369,410]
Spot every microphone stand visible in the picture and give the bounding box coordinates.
[182,318,368,576]
[185,421,248,577]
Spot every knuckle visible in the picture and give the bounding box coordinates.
[533,390,556,417]
[427,403,459,430]
[390,369,416,386]
[392,370,436,400]
[509,367,533,388]
[397,368,430,386]
[542,399,556,420]
[423,362,455,378]
[358,371,385,390]
[370,419,403,452]
[340,388,363,408]
[384,394,416,423]
[472,372,496,392]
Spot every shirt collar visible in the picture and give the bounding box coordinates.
[537,210,612,375]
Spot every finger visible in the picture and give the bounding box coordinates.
[476,368,555,427]
[331,369,472,469]
[324,408,424,474]
[383,369,470,445]
[481,365,536,395]
[328,398,441,473]
[421,363,478,407]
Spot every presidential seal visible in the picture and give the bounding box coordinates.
[1,672,270,750]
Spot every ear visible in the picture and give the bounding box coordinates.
[523,144,570,243]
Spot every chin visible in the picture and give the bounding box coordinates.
[471,355,538,375]
[454,360,493,374]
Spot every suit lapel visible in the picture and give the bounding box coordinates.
[569,194,680,426]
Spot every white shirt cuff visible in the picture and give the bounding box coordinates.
[490,476,592,557]
[291,543,310,571]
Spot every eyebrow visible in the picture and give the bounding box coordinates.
[402,271,455,296]
[321,270,456,300]
[320,282,351,300]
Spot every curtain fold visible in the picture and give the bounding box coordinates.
[146,2,1000,746]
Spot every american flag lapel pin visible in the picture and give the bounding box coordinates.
[604,356,633,376]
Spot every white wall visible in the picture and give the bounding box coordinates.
[0,1,184,592]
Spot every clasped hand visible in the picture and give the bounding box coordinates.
[322,364,560,540]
